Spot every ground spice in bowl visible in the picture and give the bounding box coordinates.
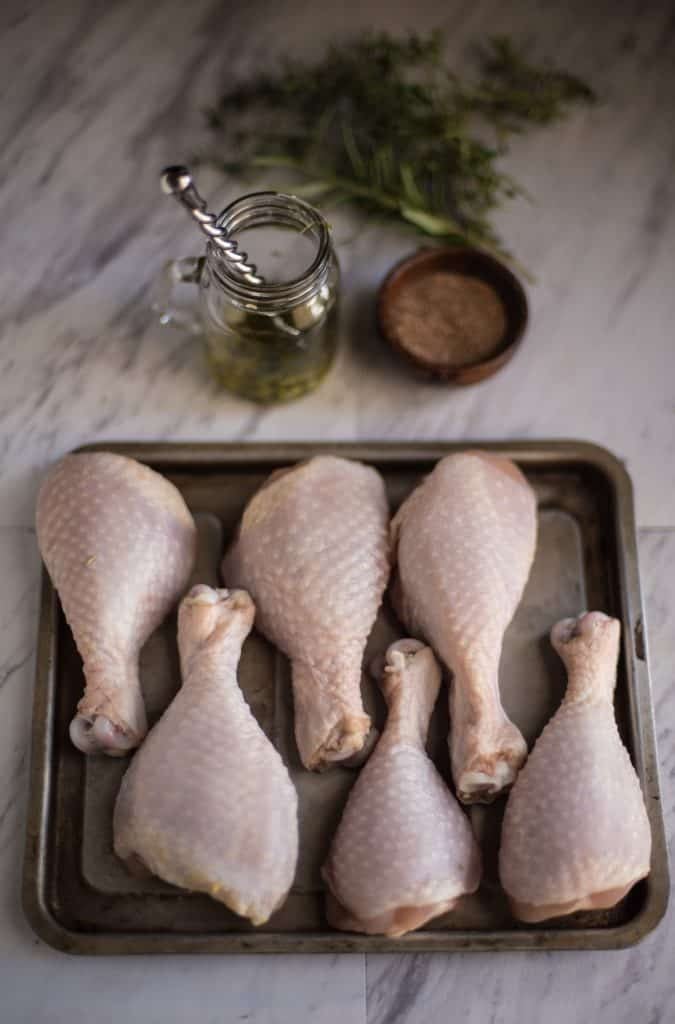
[385,271,507,369]
[377,247,528,384]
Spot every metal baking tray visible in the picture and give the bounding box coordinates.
[23,441,669,954]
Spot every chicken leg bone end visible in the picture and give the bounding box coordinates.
[455,724,528,804]
[306,713,372,770]
[70,713,138,756]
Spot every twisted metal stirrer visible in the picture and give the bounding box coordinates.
[160,166,265,286]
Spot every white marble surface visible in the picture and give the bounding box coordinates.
[0,0,674,1020]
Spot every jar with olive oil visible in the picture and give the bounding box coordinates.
[155,192,339,403]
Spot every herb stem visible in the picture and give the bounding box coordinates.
[251,155,402,210]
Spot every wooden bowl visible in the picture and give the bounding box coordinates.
[377,246,529,385]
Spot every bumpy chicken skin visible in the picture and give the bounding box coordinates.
[36,452,196,755]
[114,586,299,926]
[323,639,481,937]
[499,612,651,922]
[223,456,391,770]
[391,452,537,802]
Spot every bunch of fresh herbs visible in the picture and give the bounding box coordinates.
[204,32,594,263]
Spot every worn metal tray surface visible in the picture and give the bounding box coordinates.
[23,442,669,954]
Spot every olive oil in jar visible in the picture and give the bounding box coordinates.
[200,194,340,403]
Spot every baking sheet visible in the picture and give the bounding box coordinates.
[23,442,669,953]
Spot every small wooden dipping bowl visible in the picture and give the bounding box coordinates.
[377,246,528,385]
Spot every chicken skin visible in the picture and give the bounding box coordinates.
[499,612,651,923]
[36,452,196,755]
[323,639,481,937]
[223,456,390,770]
[114,586,298,926]
[391,452,537,802]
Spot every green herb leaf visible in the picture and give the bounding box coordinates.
[203,31,595,263]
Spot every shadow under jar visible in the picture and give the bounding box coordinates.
[156,192,340,403]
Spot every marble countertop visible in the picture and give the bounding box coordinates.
[1,0,673,1020]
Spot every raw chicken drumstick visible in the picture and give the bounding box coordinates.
[223,456,390,770]
[499,612,651,923]
[391,452,537,803]
[114,586,298,926]
[36,452,196,755]
[322,639,481,937]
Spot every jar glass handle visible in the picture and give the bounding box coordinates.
[151,256,205,334]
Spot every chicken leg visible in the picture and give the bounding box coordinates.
[36,452,196,755]
[499,611,651,923]
[114,586,298,926]
[322,639,481,937]
[391,452,537,803]
[222,456,390,770]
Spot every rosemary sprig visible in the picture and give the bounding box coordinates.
[204,32,595,262]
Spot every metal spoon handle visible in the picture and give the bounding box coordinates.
[160,166,264,286]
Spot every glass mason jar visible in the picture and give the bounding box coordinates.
[154,191,340,403]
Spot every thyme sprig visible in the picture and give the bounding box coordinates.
[204,32,594,262]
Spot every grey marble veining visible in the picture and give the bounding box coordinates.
[0,0,674,1020]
